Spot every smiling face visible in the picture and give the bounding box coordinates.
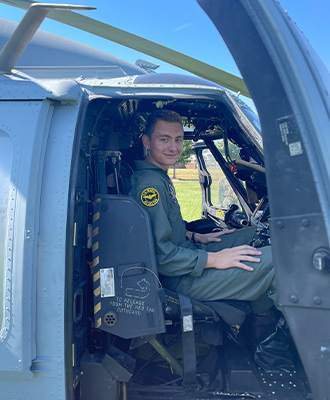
[142,119,184,171]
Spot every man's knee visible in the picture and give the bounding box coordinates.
[206,227,257,252]
[258,246,273,269]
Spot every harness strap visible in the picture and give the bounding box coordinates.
[178,292,198,387]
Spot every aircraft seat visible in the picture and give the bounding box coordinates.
[91,194,250,387]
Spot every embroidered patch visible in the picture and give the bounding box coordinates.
[168,184,177,203]
[141,188,159,207]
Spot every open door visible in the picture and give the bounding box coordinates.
[197,0,330,398]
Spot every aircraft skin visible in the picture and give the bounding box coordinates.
[0,21,225,400]
[0,1,330,399]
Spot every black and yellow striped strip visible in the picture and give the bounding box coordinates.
[92,199,102,328]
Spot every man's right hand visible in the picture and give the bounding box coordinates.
[205,245,262,271]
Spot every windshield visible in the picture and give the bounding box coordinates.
[227,93,263,153]
[239,105,261,133]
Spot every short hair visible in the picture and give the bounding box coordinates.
[145,109,183,138]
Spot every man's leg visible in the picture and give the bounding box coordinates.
[206,227,275,311]
[176,245,274,311]
[206,226,257,253]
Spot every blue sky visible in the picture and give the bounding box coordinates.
[1,0,330,107]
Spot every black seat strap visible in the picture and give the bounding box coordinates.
[178,292,198,387]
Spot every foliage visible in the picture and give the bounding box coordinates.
[177,140,193,164]
[215,139,240,160]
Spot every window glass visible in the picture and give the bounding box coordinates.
[170,140,201,221]
[217,174,240,209]
[216,138,241,161]
[231,96,262,134]
[0,131,13,329]
[203,139,241,209]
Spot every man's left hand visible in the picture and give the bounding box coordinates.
[195,229,236,244]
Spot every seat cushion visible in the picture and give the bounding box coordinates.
[164,289,249,326]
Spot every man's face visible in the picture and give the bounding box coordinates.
[142,120,184,171]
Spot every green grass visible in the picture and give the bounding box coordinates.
[169,167,201,221]
[168,167,226,222]
[174,179,202,221]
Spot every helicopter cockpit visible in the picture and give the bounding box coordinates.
[85,94,269,232]
[66,90,309,399]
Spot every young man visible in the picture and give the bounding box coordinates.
[129,109,275,313]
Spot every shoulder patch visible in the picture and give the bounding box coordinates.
[141,187,160,207]
[168,184,177,203]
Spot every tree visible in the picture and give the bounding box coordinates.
[173,140,193,178]
[216,139,240,161]
[177,140,193,164]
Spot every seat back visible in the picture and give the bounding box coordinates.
[92,194,166,339]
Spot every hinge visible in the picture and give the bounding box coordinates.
[75,189,89,204]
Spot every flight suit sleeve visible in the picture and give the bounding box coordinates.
[136,184,208,277]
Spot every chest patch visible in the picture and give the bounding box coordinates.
[168,184,177,203]
[141,187,160,207]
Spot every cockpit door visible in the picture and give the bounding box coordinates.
[0,100,53,378]
[197,0,330,398]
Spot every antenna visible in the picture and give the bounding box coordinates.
[0,3,96,74]
[135,59,160,74]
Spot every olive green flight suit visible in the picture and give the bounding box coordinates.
[129,160,274,312]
